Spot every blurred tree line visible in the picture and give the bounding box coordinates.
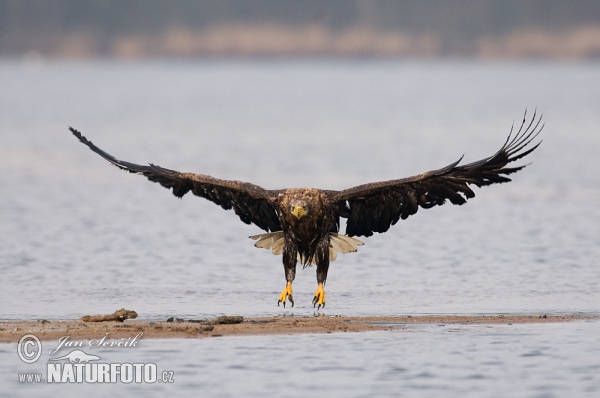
[2,0,600,58]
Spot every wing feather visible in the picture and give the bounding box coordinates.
[70,128,281,232]
[329,110,543,237]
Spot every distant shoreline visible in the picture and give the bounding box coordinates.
[1,314,596,343]
[4,24,600,60]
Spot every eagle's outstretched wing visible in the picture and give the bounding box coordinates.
[70,128,281,232]
[329,111,543,237]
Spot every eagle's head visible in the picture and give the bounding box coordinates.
[290,200,308,219]
[280,188,322,223]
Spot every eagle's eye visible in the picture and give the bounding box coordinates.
[291,205,306,219]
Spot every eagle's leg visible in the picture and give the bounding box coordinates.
[313,283,326,310]
[278,248,296,308]
[278,281,294,308]
[313,252,329,310]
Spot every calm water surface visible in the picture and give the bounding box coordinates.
[2,321,599,397]
[1,59,599,396]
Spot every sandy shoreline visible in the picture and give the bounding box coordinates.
[0,314,595,343]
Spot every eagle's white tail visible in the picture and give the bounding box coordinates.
[249,232,364,264]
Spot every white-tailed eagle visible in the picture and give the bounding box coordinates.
[70,111,542,309]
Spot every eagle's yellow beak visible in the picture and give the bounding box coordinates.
[292,205,306,219]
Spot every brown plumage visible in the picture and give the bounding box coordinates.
[70,110,542,309]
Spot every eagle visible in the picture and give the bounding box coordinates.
[70,111,542,309]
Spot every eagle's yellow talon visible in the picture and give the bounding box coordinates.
[313,283,326,310]
[278,281,294,308]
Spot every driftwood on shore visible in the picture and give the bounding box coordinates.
[205,315,244,325]
[171,315,244,325]
[81,308,138,322]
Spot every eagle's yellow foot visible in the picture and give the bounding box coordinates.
[277,281,294,308]
[312,283,326,310]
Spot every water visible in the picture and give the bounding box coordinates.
[2,321,600,397]
[1,59,599,396]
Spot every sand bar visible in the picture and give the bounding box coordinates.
[0,314,596,343]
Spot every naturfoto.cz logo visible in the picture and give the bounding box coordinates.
[17,333,175,384]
